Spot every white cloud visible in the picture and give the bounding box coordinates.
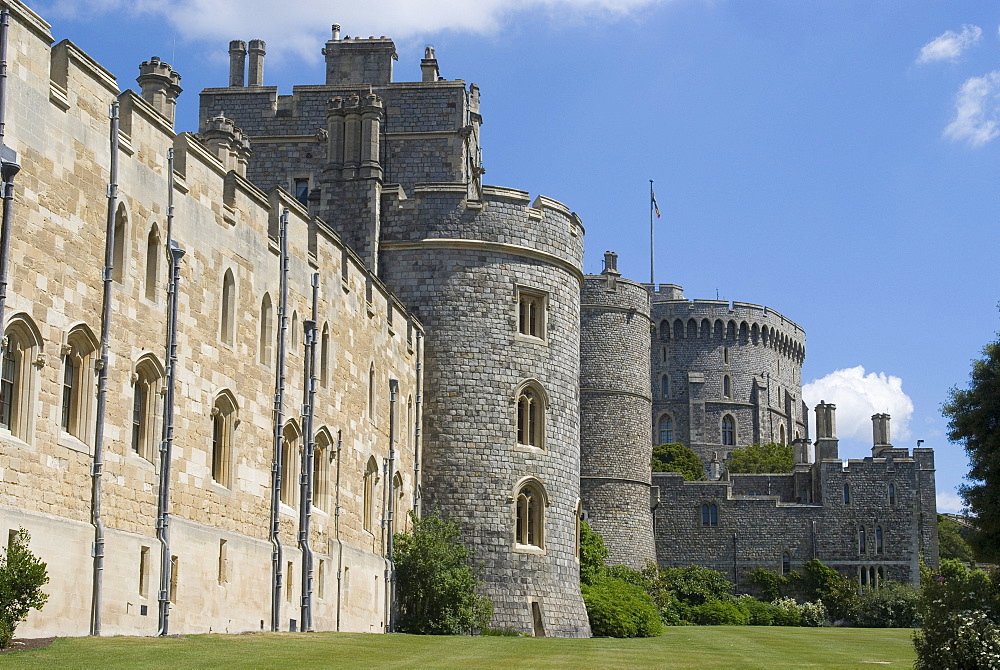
[937,489,966,515]
[803,366,914,445]
[944,71,1000,147]
[916,24,982,64]
[37,0,670,63]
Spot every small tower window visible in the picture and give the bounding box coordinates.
[781,552,791,575]
[843,483,851,505]
[722,375,731,398]
[876,526,884,555]
[516,383,545,448]
[721,415,735,446]
[888,483,896,506]
[514,480,546,548]
[858,526,866,554]
[516,288,546,340]
[660,375,669,398]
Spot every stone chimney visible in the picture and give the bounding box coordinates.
[872,413,892,456]
[228,40,247,87]
[814,401,839,461]
[601,251,621,276]
[248,39,266,86]
[421,46,440,82]
[792,437,812,465]
[136,57,182,125]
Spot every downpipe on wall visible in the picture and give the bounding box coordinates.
[413,331,422,516]
[0,8,20,364]
[298,272,319,631]
[385,378,398,632]
[90,100,120,637]
[270,209,289,632]
[334,429,343,632]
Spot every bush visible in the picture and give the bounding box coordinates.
[801,559,857,622]
[850,582,920,628]
[0,529,49,650]
[658,565,734,607]
[770,597,803,626]
[737,596,776,625]
[800,600,829,627]
[914,610,1000,669]
[651,443,704,481]
[582,577,663,637]
[393,512,493,635]
[579,521,608,587]
[726,442,793,474]
[746,568,783,602]
[688,599,750,625]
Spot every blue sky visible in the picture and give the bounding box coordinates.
[32,0,1000,513]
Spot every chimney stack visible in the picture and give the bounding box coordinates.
[248,39,266,86]
[228,40,247,87]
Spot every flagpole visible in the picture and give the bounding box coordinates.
[649,179,655,285]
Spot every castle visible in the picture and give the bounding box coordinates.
[0,0,936,640]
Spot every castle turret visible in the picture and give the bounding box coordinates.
[198,115,251,177]
[322,29,396,85]
[580,251,656,569]
[872,413,891,456]
[136,57,182,125]
[814,401,839,461]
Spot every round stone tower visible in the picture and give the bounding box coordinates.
[579,252,656,569]
[378,185,591,637]
[648,285,807,463]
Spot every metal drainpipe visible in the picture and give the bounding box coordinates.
[298,273,319,632]
[155,241,184,636]
[0,8,19,347]
[89,100,119,637]
[334,429,343,632]
[385,378,397,632]
[412,331,422,516]
[269,209,289,632]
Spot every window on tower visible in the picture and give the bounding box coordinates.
[516,287,547,341]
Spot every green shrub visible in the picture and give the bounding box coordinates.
[0,529,49,650]
[914,609,1000,669]
[582,577,663,637]
[801,559,857,622]
[850,582,920,628]
[770,597,803,626]
[393,512,493,635]
[800,600,829,627]
[737,596,776,625]
[579,521,608,587]
[726,442,793,474]
[651,443,704,481]
[746,568,783,602]
[658,565,734,607]
[688,599,750,626]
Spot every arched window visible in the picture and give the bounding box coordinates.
[313,429,331,512]
[363,456,378,533]
[212,392,238,487]
[61,326,99,444]
[781,552,791,575]
[259,294,273,366]
[220,269,236,345]
[721,415,735,446]
[368,363,376,423]
[112,204,127,283]
[320,323,330,387]
[779,424,786,445]
[0,316,41,440]
[843,483,851,505]
[858,526,866,554]
[144,224,160,301]
[687,319,697,339]
[514,479,546,548]
[132,356,163,462]
[673,319,684,340]
[392,472,405,534]
[291,311,299,350]
[660,320,669,341]
[701,503,718,527]
[722,375,731,398]
[876,526,884,555]
[723,346,729,364]
[280,421,300,507]
[887,483,896,506]
[660,375,669,398]
[516,382,546,448]
[658,415,673,444]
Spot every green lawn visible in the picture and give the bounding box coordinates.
[3,627,916,669]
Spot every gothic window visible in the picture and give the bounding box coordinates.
[721,415,735,446]
[673,319,684,340]
[280,421,300,507]
[659,320,669,340]
[888,483,896,506]
[320,323,330,387]
[131,356,163,462]
[701,503,718,527]
[315,429,334,513]
[61,326,98,443]
[722,375,731,398]
[363,456,378,533]
[782,552,791,575]
[211,391,238,488]
[291,311,299,350]
[660,375,669,398]
[843,483,851,505]
[112,204,127,283]
[220,269,236,346]
[516,382,546,448]
[144,224,160,301]
[779,424,786,445]
[858,526,866,554]
[517,288,546,340]
[259,293,273,366]
[876,526,884,555]
[514,480,546,549]
[0,316,41,441]
[368,363,376,423]
[658,415,673,445]
[392,472,405,534]
[723,346,729,364]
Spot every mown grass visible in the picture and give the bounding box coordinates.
[3,626,916,669]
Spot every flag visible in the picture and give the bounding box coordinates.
[651,189,661,218]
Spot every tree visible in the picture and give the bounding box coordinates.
[943,336,1000,561]
[0,529,49,649]
[938,514,976,563]
[393,512,493,634]
[727,442,793,474]
[651,443,703,481]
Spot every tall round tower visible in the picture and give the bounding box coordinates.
[379,186,591,637]
[580,252,656,568]
[648,285,807,463]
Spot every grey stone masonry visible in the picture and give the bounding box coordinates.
[580,252,656,568]
[648,284,807,464]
